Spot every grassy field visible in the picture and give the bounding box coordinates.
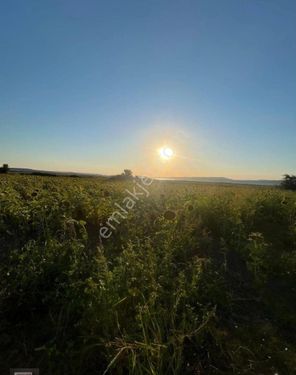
[0,175,296,374]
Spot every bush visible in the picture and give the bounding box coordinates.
[281,174,296,191]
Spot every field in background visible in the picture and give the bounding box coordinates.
[1,175,296,374]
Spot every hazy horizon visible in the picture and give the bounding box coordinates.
[1,0,295,179]
[7,164,282,181]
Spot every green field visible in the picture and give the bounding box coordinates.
[1,175,296,374]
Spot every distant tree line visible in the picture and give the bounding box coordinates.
[0,164,9,174]
[281,174,296,191]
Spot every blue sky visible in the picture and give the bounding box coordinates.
[0,0,295,178]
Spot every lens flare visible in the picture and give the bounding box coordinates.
[159,146,174,160]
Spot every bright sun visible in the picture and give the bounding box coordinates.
[159,146,174,160]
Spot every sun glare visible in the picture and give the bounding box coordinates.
[159,146,174,160]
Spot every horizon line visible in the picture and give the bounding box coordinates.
[4,165,283,181]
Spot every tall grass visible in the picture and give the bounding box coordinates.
[0,175,296,374]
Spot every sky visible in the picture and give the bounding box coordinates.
[0,0,295,179]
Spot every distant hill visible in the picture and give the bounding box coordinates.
[9,168,105,178]
[157,176,280,186]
